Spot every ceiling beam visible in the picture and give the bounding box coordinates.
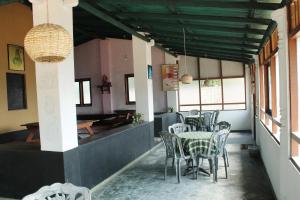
[103,0,282,10]
[164,44,257,54]
[157,39,257,51]
[151,30,262,44]
[258,20,277,53]
[174,50,252,60]
[135,21,266,35]
[153,36,259,49]
[117,12,272,26]
[78,1,177,57]
[151,33,259,45]
[181,52,251,63]
[168,47,254,58]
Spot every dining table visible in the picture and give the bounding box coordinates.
[177,131,217,176]
[21,120,97,143]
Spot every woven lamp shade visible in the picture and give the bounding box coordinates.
[181,74,193,84]
[24,23,72,63]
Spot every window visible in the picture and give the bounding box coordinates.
[258,28,280,141]
[125,74,135,105]
[179,58,246,111]
[289,37,300,166]
[75,78,92,106]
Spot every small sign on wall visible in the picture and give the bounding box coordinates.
[162,64,179,91]
[148,65,152,79]
[6,73,27,110]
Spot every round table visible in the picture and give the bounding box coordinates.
[177,131,217,157]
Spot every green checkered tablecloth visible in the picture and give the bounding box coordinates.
[185,116,203,129]
[177,131,217,157]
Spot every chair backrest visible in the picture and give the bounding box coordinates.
[176,112,185,123]
[168,123,191,134]
[159,131,186,159]
[22,183,91,200]
[210,110,220,131]
[189,109,199,116]
[201,112,212,130]
[214,129,230,157]
[206,129,229,157]
[215,121,231,132]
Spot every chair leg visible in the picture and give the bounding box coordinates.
[223,155,228,179]
[208,159,213,174]
[172,158,175,168]
[164,157,168,180]
[195,157,200,180]
[225,149,229,167]
[192,158,196,179]
[211,158,216,182]
[214,157,218,182]
[177,159,181,183]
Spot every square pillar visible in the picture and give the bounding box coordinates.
[272,7,290,200]
[132,36,154,121]
[165,52,179,112]
[30,0,78,152]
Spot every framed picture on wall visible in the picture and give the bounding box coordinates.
[7,44,25,71]
[6,73,27,110]
[162,64,179,91]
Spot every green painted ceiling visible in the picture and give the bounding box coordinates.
[4,0,289,63]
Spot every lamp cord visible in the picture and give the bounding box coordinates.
[46,0,49,24]
[183,27,187,74]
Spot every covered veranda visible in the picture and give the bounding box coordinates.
[0,0,300,200]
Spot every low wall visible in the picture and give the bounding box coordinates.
[0,122,154,198]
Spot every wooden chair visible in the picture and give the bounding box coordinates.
[22,183,91,200]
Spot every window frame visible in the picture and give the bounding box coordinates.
[178,59,247,112]
[125,74,135,105]
[75,78,92,107]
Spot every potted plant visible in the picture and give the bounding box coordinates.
[132,113,144,125]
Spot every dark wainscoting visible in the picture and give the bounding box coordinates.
[154,112,177,137]
[0,122,154,198]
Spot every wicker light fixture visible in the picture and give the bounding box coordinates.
[24,0,72,63]
[180,28,193,84]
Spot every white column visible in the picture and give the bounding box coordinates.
[30,0,78,152]
[132,36,154,121]
[272,7,290,200]
[165,52,179,112]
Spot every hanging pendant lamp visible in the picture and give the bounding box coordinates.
[24,0,72,63]
[180,28,193,84]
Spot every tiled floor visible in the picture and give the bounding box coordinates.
[92,132,275,200]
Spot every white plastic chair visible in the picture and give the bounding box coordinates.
[168,123,191,134]
[22,183,91,200]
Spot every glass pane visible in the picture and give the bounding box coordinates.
[223,78,245,103]
[74,82,80,105]
[179,80,200,104]
[128,77,136,102]
[180,105,200,112]
[83,81,91,104]
[201,105,222,111]
[268,65,272,111]
[200,79,222,104]
[224,104,246,110]
[291,136,300,166]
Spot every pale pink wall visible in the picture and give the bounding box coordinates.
[74,39,102,114]
[151,47,167,112]
[74,38,168,114]
[108,38,135,111]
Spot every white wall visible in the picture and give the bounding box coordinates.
[254,7,300,200]
[177,56,251,131]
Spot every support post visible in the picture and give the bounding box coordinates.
[132,36,154,121]
[30,0,78,152]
